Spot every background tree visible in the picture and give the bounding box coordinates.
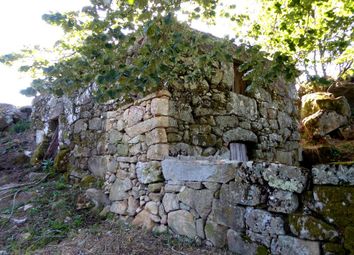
[1,0,352,100]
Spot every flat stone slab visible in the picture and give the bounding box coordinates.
[312,164,354,185]
[162,158,238,183]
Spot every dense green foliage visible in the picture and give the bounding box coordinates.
[0,0,353,100]
[247,0,354,80]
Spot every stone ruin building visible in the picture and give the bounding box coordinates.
[30,35,354,254]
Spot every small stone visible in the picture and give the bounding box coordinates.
[151,98,169,116]
[145,201,159,215]
[268,190,299,214]
[148,182,163,192]
[162,193,179,213]
[132,209,156,230]
[110,200,128,215]
[127,196,139,216]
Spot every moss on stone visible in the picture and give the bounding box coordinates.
[322,243,346,255]
[313,186,354,229]
[80,175,98,188]
[256,245,270,255]
[30,138,49,165]
[53,148,70,172]
[288,214,338,241]
[344,226,354,254]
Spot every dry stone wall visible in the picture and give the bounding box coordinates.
[160,159,354,255]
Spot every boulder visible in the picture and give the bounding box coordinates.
[328,81,354,110]
[301,92,351,119]
[302,110,348,137]
[0,104,25,130]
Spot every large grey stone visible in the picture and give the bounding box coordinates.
[210,199,245,230]
[227,93,258,120]
[223,127,257,144]
[262,164,308,193]
[89,117,102,130]
[245,208,285,246]
[177,187,213,219]
[302,110,348,137]
[109,178,132,201]
[136,161,163,184]
[205,219,228,248]
[220,181,263,206]
[312,164,354,185]
[227,229,261,255]
[268,190,299,214]
[168,210,196,239]
[47,97,63,120]
[88,156,109,178]
[271,236,320,255]
[162,158,236,183]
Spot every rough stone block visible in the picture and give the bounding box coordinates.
[126,116,177,137]
[222,127,257,144]
[88,156,109,178]
[220,181,264,206]
[146,128,167,146]
[151,97,169,116]
[271,236,320,255]
[162,193,180,213]
[268,190,299,214]
[210,199,245,230]
[177,187,213,219]
[125,106,144,127]
[168,210,197,239]
[110,200,128,215]
[227,229,262,255]
[227,93,258,120]
[89,117,102,130]
[245,208,285,246]
[289,214,339,241]
[262,164,308,193]
[162,158,236,183]
[109,178,132,201]
[136,161,163,184]
[312,164,354,185]
[147,144,169,160]
[205,219,228,248]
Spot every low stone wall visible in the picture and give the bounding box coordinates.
[115,158,352,255]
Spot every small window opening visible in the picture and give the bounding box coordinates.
[233,61,247,94]
[230,142,248,161]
